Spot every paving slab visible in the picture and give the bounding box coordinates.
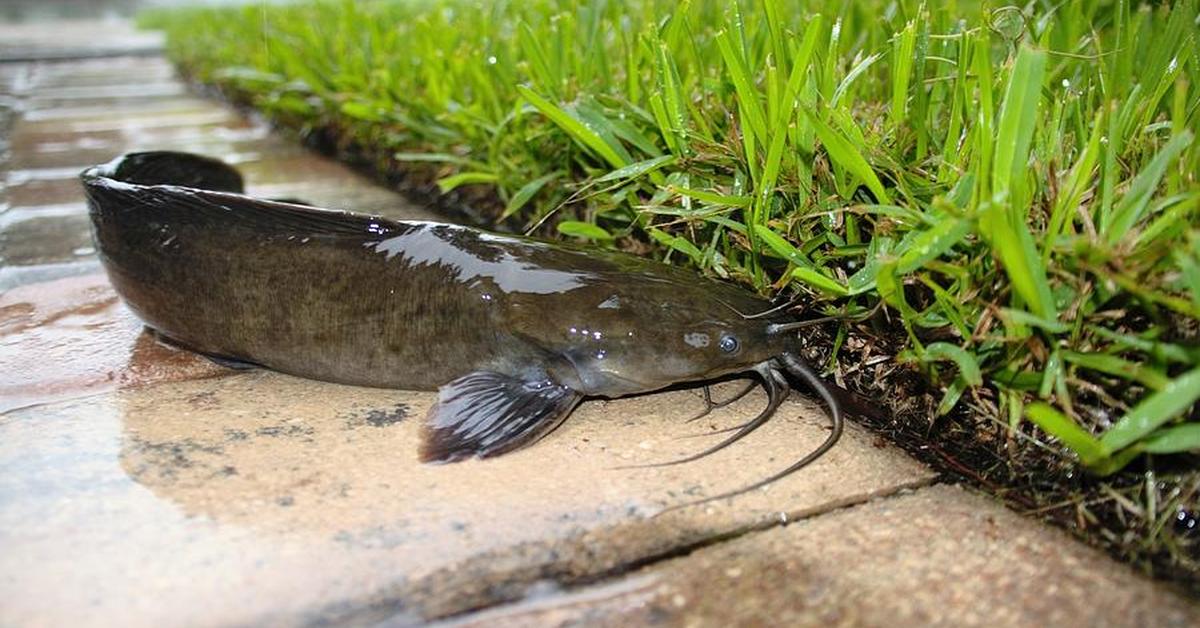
[19,97,222,122]
[0,362,933,626]
[0,17,163,61]
[0,206,92,265]
[5,175,91,207]
[460,484,1200,627]
[25,81,189,102]
[0,258,101,291]
[9,121,277,163]
[3,57,177,89]
[5,131,286,170]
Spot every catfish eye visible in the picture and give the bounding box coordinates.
[718,335,740,354]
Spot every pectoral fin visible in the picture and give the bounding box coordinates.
[420,371,582,463]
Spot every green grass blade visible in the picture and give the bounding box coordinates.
[1061,351,1170,391]
[752,224,814,268]
[437,171,499,193]
[923,342,984,386]
[791,266,850,296]
[502,171,562,220]
[517,85,629,168]
[1026,403,1107,467]
[648,93,681,155]
[803,108,891,204]
[648,227,703,262]
[557,220,614,240]
[895,215,972,274]
[754,83,795,220]
[653,41,690,156]
[669,186,753,208]
[595,155,677,183]
[1044,108,1104,263]
[998,308,1070,334]
[1142,424,1200,454]
[715,29,768,147]
[937,376,968,416]
[393,152,489,169]
[1100,366,1200,453]
[890,20,916,127]
[832,52,882,107]
[1103,131,1194,243]
[991,45,1045,216]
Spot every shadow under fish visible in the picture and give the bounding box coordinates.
[81,151,860,507]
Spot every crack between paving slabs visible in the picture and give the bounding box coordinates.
[304,475,941,627]
[0,49,166,65]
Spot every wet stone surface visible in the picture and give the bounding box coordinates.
[7,123,279,170]
[0,365,932,626]
[6,175,92,207]
[0,208,92,265]
[0,17,164,61]
[0,260,101,292]
[0,274,229,413]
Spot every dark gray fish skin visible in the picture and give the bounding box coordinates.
[81,152,833,479]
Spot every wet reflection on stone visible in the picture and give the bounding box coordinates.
[0,208,93,265]
[0,392,385,627]
[0,274,227,412]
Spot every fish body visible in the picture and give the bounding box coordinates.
[83,152,841,494]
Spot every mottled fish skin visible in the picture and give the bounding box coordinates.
[81,152,819,467]
[82,152,795,397]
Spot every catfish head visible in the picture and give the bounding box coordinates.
[424,252,846,510]
[508,269,800,397]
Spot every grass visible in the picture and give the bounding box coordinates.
[142,0,1200,586]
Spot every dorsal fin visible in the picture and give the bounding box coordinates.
[81,151,409,239]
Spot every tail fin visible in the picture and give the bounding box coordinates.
[81,151,244,193]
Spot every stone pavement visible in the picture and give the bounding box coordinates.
[457,485,1195,627]
[0,13,163,63]
[1,17,1197,628]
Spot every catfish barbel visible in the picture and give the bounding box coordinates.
[81,151,845,506]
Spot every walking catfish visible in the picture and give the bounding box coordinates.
[81,151,845,504]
